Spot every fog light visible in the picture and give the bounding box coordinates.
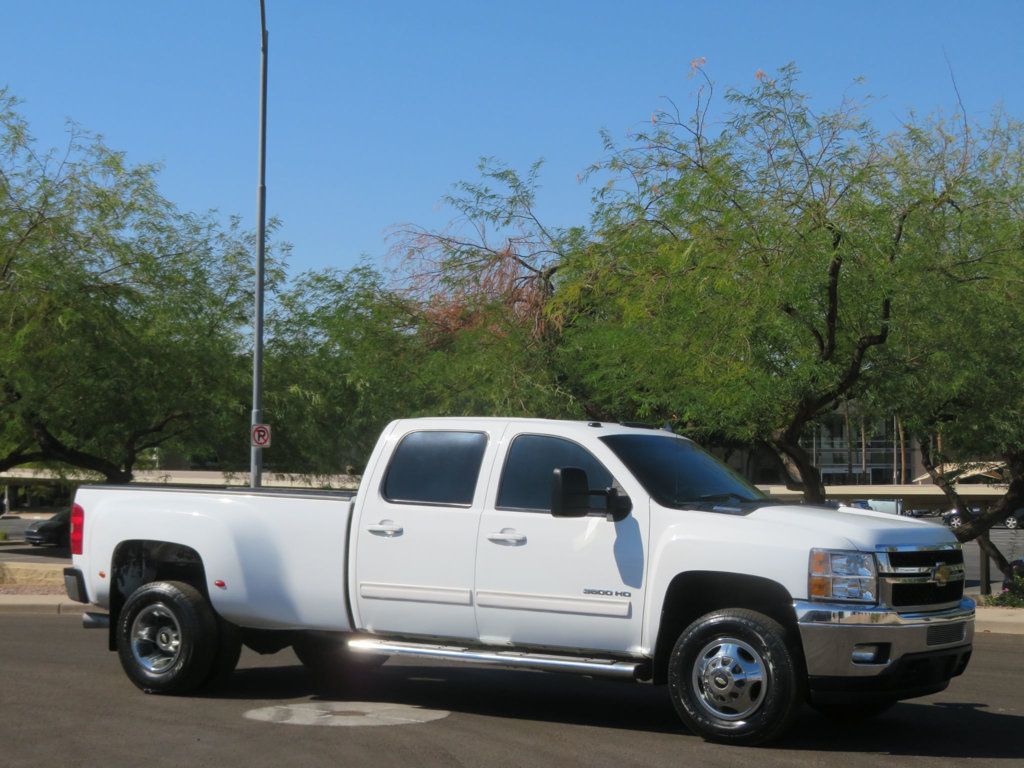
[851,644,889,664]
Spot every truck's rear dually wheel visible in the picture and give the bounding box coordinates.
[116,580,218,694]
[668,609,802,745]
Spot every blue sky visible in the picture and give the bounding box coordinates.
[3,1,1022,276]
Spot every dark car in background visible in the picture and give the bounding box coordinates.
[24,509,70,547]
[943,506,1024,530]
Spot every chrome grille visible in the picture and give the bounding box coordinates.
[876,546,965,611]
[887,549,964,569]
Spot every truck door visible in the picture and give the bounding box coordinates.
[352,426,495,640]
[474,431,648,654]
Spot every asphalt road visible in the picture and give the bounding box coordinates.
[2,615,1021,768]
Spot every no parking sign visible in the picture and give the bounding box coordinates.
[251,424,272,448]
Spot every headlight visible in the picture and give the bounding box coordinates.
[809,549,877,603]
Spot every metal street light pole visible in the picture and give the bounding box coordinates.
[250,0,269,488]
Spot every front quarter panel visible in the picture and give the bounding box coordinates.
[643,504,855,653]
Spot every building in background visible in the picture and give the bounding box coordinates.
[718,413,926,487]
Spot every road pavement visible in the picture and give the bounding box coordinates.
[2,614,1021,768]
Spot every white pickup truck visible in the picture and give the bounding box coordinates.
[64,418,974,745]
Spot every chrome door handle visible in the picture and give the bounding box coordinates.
[367,521,403,537]
[487,530,526,545]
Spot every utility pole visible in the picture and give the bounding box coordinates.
[250,0,269,488]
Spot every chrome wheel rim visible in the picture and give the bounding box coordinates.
[691,637,768,721]
[1007,517,1018,529]
[131,603,182,674]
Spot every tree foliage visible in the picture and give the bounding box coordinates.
[3,63,1023,561]
[549,64,1019,505]
[0,91,254,481]
[264,266,424,474]
[874,109,1024,546]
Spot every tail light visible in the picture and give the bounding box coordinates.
[70,503,85,555]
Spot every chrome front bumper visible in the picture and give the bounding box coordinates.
[795,598,975,678]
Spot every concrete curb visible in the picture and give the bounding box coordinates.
[0,595,90,615]
[974,606,1024,635]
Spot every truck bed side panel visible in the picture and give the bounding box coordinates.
[74,488,354,631]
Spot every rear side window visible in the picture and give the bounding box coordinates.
[497,434,614,512]
[382,431,488,506]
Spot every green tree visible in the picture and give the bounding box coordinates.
[551,64,998,503]
[875,109,1024,555]
[0,91,253,481]
[264,265,426,475]
[389,158,583,421]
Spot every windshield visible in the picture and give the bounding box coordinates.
[600,434,767,509]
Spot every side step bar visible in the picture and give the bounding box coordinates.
[347,638,644,680]
[82,612,110,629]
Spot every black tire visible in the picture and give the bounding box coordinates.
[116,580,218,694]
[1006,516,1019,530]
[810,698,896,723]
[293,633,385,682]
[204,617,243,687]
[668,609,803,746]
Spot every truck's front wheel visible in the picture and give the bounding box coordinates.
[668,609,802,745]
[116,580,218,694]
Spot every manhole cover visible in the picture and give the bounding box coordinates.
[243,701,450,727]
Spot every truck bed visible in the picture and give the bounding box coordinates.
[73,485,357,632]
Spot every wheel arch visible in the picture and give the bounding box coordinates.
[107,540,208,651]
[651,571,799,684]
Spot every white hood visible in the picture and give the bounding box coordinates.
[747,503,958,551]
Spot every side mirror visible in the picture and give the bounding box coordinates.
[551,467,590,518]
[604,487,633,523]
[552,467,633,522]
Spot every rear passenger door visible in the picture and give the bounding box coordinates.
[353,426,496,641]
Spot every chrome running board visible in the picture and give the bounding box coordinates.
[82,612,110,629]
[347,638,642,680]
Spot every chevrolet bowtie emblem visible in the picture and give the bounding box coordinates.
[930,563,952,586]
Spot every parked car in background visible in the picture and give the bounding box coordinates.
[942,506,1023,530]
[25,509,70,547]
[942,507,981,530]
[903,508,935,518]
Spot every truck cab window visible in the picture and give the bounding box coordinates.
[382,431,487,506]
[497,434,614,512]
